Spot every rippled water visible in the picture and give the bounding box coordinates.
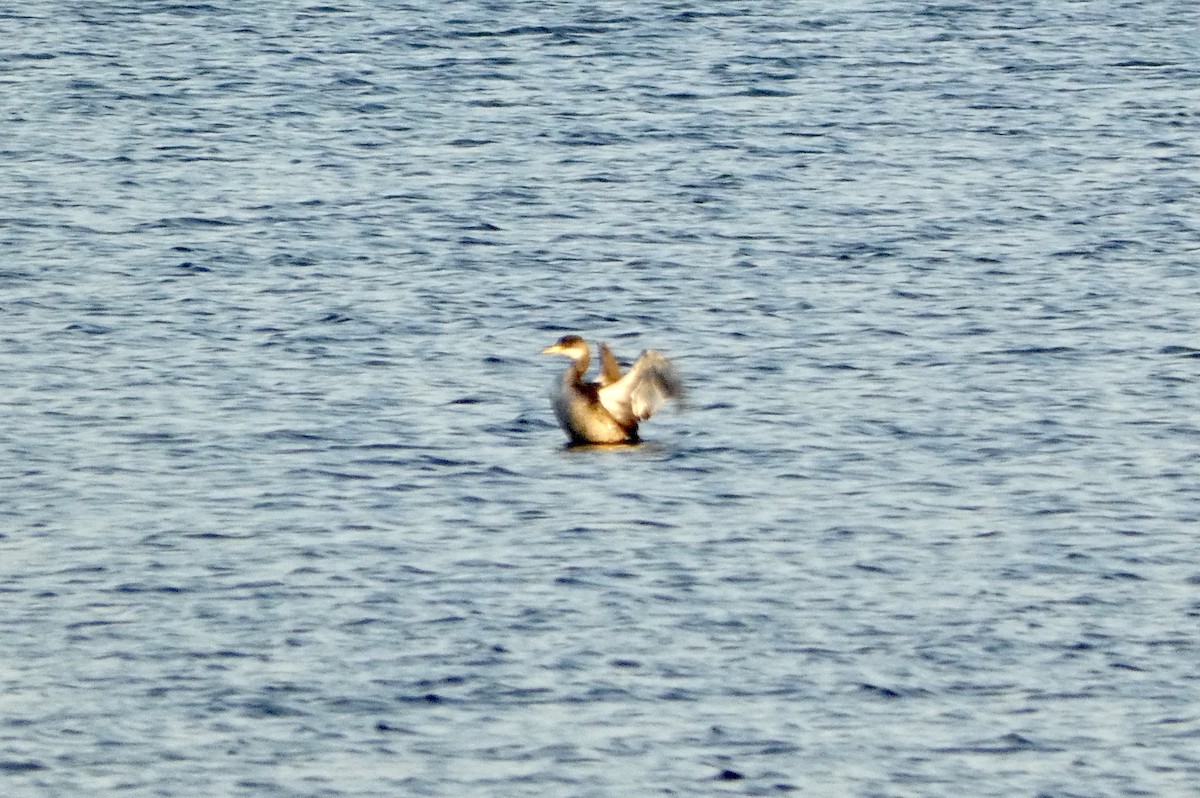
[3,2,1199,796]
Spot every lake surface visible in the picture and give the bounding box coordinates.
[3,1,1199,795]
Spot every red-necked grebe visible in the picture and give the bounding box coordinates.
[540,334,684,444]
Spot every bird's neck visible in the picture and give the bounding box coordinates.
[564,349,590,382]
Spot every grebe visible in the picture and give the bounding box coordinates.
[540,334,684,444]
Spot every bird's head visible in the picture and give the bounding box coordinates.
[540,334,590,361]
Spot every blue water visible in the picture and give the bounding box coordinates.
[3,2,1199,795]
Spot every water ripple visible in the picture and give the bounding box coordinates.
[2,1,1199,797]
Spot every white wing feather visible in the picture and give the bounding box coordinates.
[597,349,683,426]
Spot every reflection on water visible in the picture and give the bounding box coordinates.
[2,1,1199,796]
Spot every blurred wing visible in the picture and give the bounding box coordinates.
[597,342,622,388]
[598,350,683,425]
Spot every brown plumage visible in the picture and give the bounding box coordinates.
[540,334,684,444]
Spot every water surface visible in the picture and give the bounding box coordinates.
[3,2,1199,796]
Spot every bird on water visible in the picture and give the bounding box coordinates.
[540,334,684,445]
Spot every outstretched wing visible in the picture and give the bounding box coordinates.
[597,349,684,426]
[597,342,623,388]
